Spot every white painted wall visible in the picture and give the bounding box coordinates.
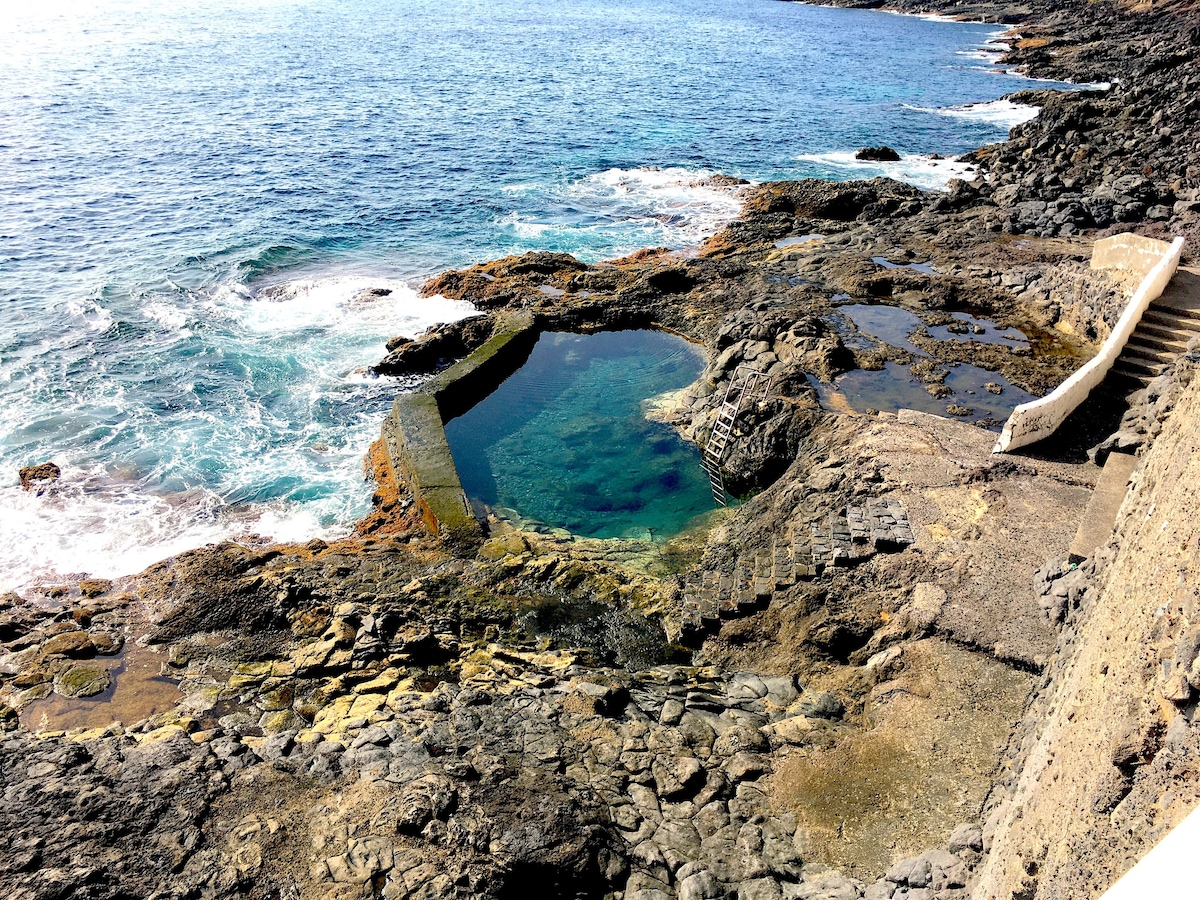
[994,235,1186,454]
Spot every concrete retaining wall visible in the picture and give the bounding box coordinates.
[993,234,1185,454]
[380,311,539,547]
[1090,231,1174,278]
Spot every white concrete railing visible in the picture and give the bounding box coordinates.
[993,234,1186,454]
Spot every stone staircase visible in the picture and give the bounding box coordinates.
[678,497,914,641]
[1110,266,1200,384]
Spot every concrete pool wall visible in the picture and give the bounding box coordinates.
[380,305,672,545]
[380,311,540,547]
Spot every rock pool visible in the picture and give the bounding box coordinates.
[443,330,715,540]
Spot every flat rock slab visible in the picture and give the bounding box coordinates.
[1069,451,1138,561]
[859,409,1097,669]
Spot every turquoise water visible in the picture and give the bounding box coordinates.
[444,331,711,539]
[0,0,1079,587]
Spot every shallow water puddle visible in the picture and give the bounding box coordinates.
[839,304,1030,352]
[872,256,938,275]
[927,311,1029,348]
[443,330,715,540]
[813,362,1035,426]
[820,303,1037,425]
[20,644,180,733]
[838,304,926,354]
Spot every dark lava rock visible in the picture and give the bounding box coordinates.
[373,315,495,376]
[855,146,901,162]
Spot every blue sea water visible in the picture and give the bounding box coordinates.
[0,0,1077,589]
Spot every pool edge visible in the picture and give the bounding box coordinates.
[380,311,540,548]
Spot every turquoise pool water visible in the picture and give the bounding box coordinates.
[443,330,713,540]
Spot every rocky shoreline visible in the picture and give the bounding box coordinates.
[4,1,1200,898]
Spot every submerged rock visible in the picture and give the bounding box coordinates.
[53,665,111,698]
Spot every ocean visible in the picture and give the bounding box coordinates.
[0,0,1075,590]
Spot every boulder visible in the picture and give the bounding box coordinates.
[855,146,902,162]
[19,461,60,492]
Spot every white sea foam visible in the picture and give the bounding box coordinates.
[0,274,478,593]
[64,298,114,332]
[0,466,354,590]
[793,151,978,190]
[904,97,1040,128]
[500,166,749,259]
[956,48,1005,62]
[142,300,190,330]
[501,215,556,239]
[231,275,476,337]
[881,9,966,23]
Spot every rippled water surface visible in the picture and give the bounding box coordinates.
[0,0,1074,588]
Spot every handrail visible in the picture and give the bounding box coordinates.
[994,235,1185,454]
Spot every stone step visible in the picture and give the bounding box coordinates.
[1128,328,1191,353]
[827,513,853,567]
[791,522,816,578]
[1135,318,1193,342]
[679,496,915,641]
[867,497,915,550]
[1142,307,1200,330]
[699,571,720,623]
[1150,295,1200,320]
[720,568,739,617]
[753,553,773,600]
[1113,355,1166,378]
[1109,363,1155,384]
[772,536,793,588]
[680,592,702,635]
[734,565,756,611]
[847,505,870,545]
[1122,342,1174,365]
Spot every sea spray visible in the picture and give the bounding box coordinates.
[0,277,476,591]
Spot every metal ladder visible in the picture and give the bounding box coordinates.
[701,365,772,505]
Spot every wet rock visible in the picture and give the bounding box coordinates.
[40,629,96,658]
[53,665,111,698]
[19,461,60,492]
[856,147,901,162]
[78,579,113,598]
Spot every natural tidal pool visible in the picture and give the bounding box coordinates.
[443,330,715,540]
[817,303,1038,425]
